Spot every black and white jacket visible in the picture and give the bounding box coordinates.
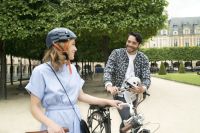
[104,48,151,89]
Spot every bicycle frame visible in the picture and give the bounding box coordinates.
[120,92,150,133]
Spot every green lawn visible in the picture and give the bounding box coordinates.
[152,72,200,86]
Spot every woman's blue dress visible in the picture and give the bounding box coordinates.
[25,62,84,133]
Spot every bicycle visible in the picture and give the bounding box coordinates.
[119,92,151,133]
[87,104,111,133]
[87,76,159,133]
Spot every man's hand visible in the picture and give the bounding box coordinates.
[130,85,145,94]
[106,85,119,95]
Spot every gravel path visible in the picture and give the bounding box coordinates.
[0,77,200,133]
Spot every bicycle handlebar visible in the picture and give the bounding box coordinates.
[25,128,69,133]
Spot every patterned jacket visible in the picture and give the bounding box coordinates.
[104,48,151,89]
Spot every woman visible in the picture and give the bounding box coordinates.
[25,28,122,133]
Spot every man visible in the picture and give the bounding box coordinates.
[103,32,151,132]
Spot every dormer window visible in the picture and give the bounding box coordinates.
[162,30,168,35]
[183,28,190,34]
[173,31,178,35]
[173,25,178,29]
[195,27,200,34]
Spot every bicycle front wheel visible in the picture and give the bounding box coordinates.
[88,111,110,133]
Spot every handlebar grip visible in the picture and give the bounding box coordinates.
[120,123,133,133]
[25,128,69,133]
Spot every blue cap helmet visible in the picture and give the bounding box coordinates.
[45,28,77,48]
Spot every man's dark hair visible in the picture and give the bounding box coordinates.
[128,32,142,44]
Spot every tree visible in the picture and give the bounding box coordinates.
[0,0,66,99]
[158,62,166,75]
[2,0,168,61]
[0,0,168,99]
[64,0,168,61]
[179,61,185,73]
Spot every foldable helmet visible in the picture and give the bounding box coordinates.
[45,28,77,48]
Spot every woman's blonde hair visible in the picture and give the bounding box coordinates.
[43,43,66,71]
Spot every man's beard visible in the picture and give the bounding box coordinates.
[126,44,138,53]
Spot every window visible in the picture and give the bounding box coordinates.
[195,27,200,34]
[183,28,190,35]
[172,25,178,35]
[13,66,16,74]
[161,30,168,35]
[23,66,27,73]
[197,38,200,46]
[12,59,14,64]
[17,66,20,75]
[184,39,189,47]
[173,25,178,29]
[174,39,178,47]
[173,31,178,35]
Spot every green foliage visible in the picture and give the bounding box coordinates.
[69,0,168,41]
[1,0,168,61]
[1,0,65,59]
[178,61,185,73]
[72,0,168,61]
[142,47,200,62]
[0,0,63,40]
[158,62,166,75]
[5,38,46,60]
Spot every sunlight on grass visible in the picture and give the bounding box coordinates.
[152,73,200,86]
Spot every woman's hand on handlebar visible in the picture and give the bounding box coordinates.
[107,99,124,110]
[47,122,66,133]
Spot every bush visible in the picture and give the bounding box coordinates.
[158,62,166,75]
[179,61,185,73]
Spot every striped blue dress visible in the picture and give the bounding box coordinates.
[25,62,84,133]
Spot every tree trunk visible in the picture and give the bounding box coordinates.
[171,60,173,68]
[75,61,78,72]
[102,35,110,65]
[18,58,23,90]
[28,58,32,77]
[10,54,13,85]
[81,59,84,78]
[84,60,87,80]
[0,40,7,99]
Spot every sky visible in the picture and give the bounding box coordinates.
[167,0,200,19]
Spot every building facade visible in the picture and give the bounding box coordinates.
[143,17,200,70]
[144,17,200,48]
[6,55,40,83]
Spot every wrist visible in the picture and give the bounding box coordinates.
[46,119,56,128]
[105,82,112,90]
[142,86,147,92]
[106,84,112,91]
